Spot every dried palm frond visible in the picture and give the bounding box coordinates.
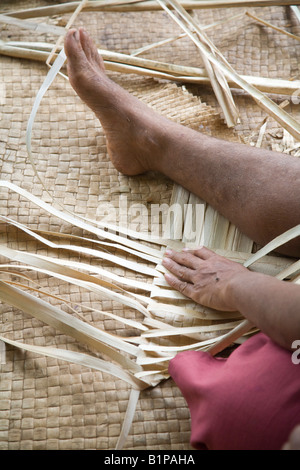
[156,0,300,139]
[157,0,239,127]
[46,0,88,65]
[5,0,300,18]
[0,12,65,35]
[290,5,300,24]
[130,11,245,56]
[3,2,299,135]
[246,10,300,41]
[1,40,300,96]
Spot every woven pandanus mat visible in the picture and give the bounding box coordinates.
[0,1,299,451]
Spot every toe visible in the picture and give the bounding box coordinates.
[64,29,95,88]
[79,27,105,71]
[79,27,92,60]
[64,28,87,70]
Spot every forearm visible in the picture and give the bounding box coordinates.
[162,246,300,350]
[229,271,300,350]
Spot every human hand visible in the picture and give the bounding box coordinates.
[162,246,249,312]
[282,424,300,450]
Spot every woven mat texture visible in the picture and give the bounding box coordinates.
[0,0,300,450]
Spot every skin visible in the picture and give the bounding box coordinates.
[282,425,300,450]
[64,27,300,350]
[162,246,300,351]
[64,28,300,258]
[64,28,300,449]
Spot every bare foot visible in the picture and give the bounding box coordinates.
[64,28,170,175]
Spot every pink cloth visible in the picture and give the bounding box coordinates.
[169,333,300,450]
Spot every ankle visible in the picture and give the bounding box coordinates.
[144,118,177,173]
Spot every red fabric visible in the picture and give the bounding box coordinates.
[168,333,300,450]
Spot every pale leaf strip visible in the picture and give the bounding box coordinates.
[0,274,148,331]
[244,224,300,268]
[156,0,300,139]
[2,41,300,96]
[115,388,140,450]
[157,0,239,127]
[1,215,158,276]
[46,0,89,65]
[0,280,141,370]
[6,1,300,18]
[0,13,65,35]
[0,335,147,390]
[0,181,163,259]
[0,245,151,318]
[25,48,66,194]
[141,320,243,338]
[246,11,300,42]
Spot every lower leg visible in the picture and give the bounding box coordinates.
[64,28,300,257]
[158,129,300,256]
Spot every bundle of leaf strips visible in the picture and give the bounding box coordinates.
[1,181,299,448]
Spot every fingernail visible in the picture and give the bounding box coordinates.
[165,249,173,256]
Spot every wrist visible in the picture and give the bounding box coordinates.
[225,268,255,312]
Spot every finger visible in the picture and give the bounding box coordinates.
[164,273,193,298]
[193,246,215,260]
[164,249,198,269]
[162,256,195,283]
[285,425,300,450]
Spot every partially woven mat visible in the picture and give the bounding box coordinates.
[0,1,299,450]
